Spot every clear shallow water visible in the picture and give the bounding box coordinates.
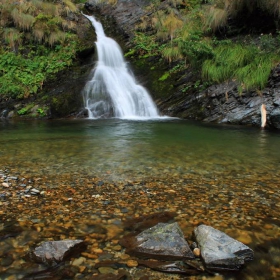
[0,119,280,280]
[0,118,280,181]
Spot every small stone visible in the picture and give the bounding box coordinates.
[126,259,138,267]
[6,275,17,280]
[31,188,40,194]
[81,252,98,259]
[92,248,103,254]
[119,254,130,260]
[112,245,122,251]
[193,248,201,257]
[72,257,86,266]
[236,232,253,245]
[264,224,273,230]
[98,267,116,274]
[2,182,9,188]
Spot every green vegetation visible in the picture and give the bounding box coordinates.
[1,0,280,105]
[127,0,280,93]
[0,0,81,99]
[159,72,170,81]
[17,103,34,115]
[202,44,278,93]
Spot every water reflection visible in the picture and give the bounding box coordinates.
[0,119,280,180]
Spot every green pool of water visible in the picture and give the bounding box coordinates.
[1,118,279,181]
[0,118,279,280]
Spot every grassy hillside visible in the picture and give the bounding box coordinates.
[0,0,87,100]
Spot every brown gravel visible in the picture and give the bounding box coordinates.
[0,168,280,279]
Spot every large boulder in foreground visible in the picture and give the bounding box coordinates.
[123,222,195,260]
[30,239,86,265]
[194,225,254,271]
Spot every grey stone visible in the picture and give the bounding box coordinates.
[31,239,86,265]
[130,222,195,260]
[30,188,40,194]
[194,225,254,271]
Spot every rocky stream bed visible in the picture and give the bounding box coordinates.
[0,167,280,280]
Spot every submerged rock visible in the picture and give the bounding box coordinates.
[138,259,202,275]
[194,225,254,271]
[123,222,195,260]
[30,239,86,265]
[123,211,176,232]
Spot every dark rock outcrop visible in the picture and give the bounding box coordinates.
[194,225,254,271]
[159,74,280,129]
[85,0,148,40]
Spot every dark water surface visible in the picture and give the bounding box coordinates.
[0,119,279,279]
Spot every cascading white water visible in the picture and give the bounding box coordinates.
[82,14,159,119]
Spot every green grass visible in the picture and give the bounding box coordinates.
[202,43,279,92]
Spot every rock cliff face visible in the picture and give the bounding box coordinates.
[158,69,280,129]
[85,0,280,129]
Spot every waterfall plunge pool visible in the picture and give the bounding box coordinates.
[0,118,279,280]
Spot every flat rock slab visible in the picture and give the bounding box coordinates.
[194,225,254,271]
[31,239,86,265]
[125,222,194,260]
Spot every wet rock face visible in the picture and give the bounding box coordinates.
[85,0,148,40]
[159,66,280,129]
[194,225,254,271]
[30,240,86,265]
[123,222,195,260]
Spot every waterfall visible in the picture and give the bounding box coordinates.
[82,14,159,119]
